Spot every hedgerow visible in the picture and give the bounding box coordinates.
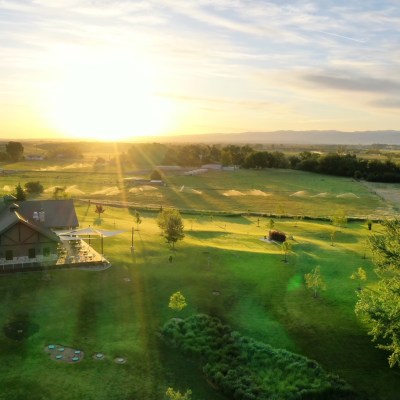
[161,314,356,400]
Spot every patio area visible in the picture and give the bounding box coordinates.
[0,238,109,273]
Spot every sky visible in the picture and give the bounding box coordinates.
[1,0,400,141]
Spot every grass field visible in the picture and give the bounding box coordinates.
[0,202,399,400]
[1,163,397,218]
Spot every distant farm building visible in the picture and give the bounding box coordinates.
[184,168,208,176]
[25,154,44,161]
[201,163,222,170]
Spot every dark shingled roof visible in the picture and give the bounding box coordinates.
[16,200,79,229]
[0,209,60,242]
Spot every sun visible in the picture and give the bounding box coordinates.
[43,48,172,141]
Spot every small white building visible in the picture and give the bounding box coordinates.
[201,163,222,170]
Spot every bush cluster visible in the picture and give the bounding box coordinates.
[161,314,355,400]
[268,230,286,242]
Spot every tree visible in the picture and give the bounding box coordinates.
[168,291,187,311]
[331,210,347,229]
[268,219,275,233]
[13,183,26,201]
[281,241,292,263]
[165,387,192,400]
[53,186,67,200]
[157,209,184,249]
[95,204,105,219]
[355,219,400,367]
[6,141,24,162]
[150,169,162,180]
[355,278,400,367]
[350,267,367,290]
[330,229,337,246]
[304,266,326,298]
[24,181,44,194]
[134,210,142,230]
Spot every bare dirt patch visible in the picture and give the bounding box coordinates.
[223,190,244,196]
[248,189,270,196]
[290,191,309,197]
[336,193,359,199]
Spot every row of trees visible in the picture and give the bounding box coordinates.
[122,143,400,183]
[0,141,24,162]
[242,151,400,182]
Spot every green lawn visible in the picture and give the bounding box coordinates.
[0,166,395,218]
[0,204,399,400]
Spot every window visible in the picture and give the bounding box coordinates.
[28,248,36,259]
[5,250,13,260]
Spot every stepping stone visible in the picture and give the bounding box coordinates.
[58,348,65,352]
[72,357,80,362]
[74,350,81,354]
[48,345,56,350]
[56,355,63,360]
[95,353,104,359]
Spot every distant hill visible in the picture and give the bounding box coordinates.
[146,130,400,145]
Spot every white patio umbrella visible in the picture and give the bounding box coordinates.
[58,227,125,255]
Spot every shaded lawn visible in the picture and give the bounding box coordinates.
[0,207,399,399]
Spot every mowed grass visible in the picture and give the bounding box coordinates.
[0,204,399,400]
[0,166,394,217]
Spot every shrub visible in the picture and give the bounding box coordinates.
[268,230,286,242]
[161,314,354,400]
[24,181,44,194]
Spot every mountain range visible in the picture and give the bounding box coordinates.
[146,130,400,145]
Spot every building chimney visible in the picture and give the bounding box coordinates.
[39,209,45,222]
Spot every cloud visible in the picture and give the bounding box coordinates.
[302,72,400,93]
[371,97,400,109]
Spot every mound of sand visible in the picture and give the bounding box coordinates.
[290,191,308,197]
[92,186,119,195]
[39,166,59,172]
[336,193,360,199]
[63,163,91,169]
[106,188,121,196]
[44,186,61,193]
[191,189,202,194]
[312,192,330,198]
[141,185,158,191]
[248,189,270,196]
[2,185,12,192]
[65,185,85,195]
[223,190,244,197]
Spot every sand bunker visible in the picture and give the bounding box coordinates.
[141,185,158,191]
[2,185,12,192]
[38,163,91,171]
[44,186,57,193]
[290,191,309,197]
[65,185,85,195]
[223,190,244,197]
[312,192,330,198]
[336,193,360,199]
[92,186,120,196]
[248,189,270,196]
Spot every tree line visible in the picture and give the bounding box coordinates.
[122,143,400,183]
